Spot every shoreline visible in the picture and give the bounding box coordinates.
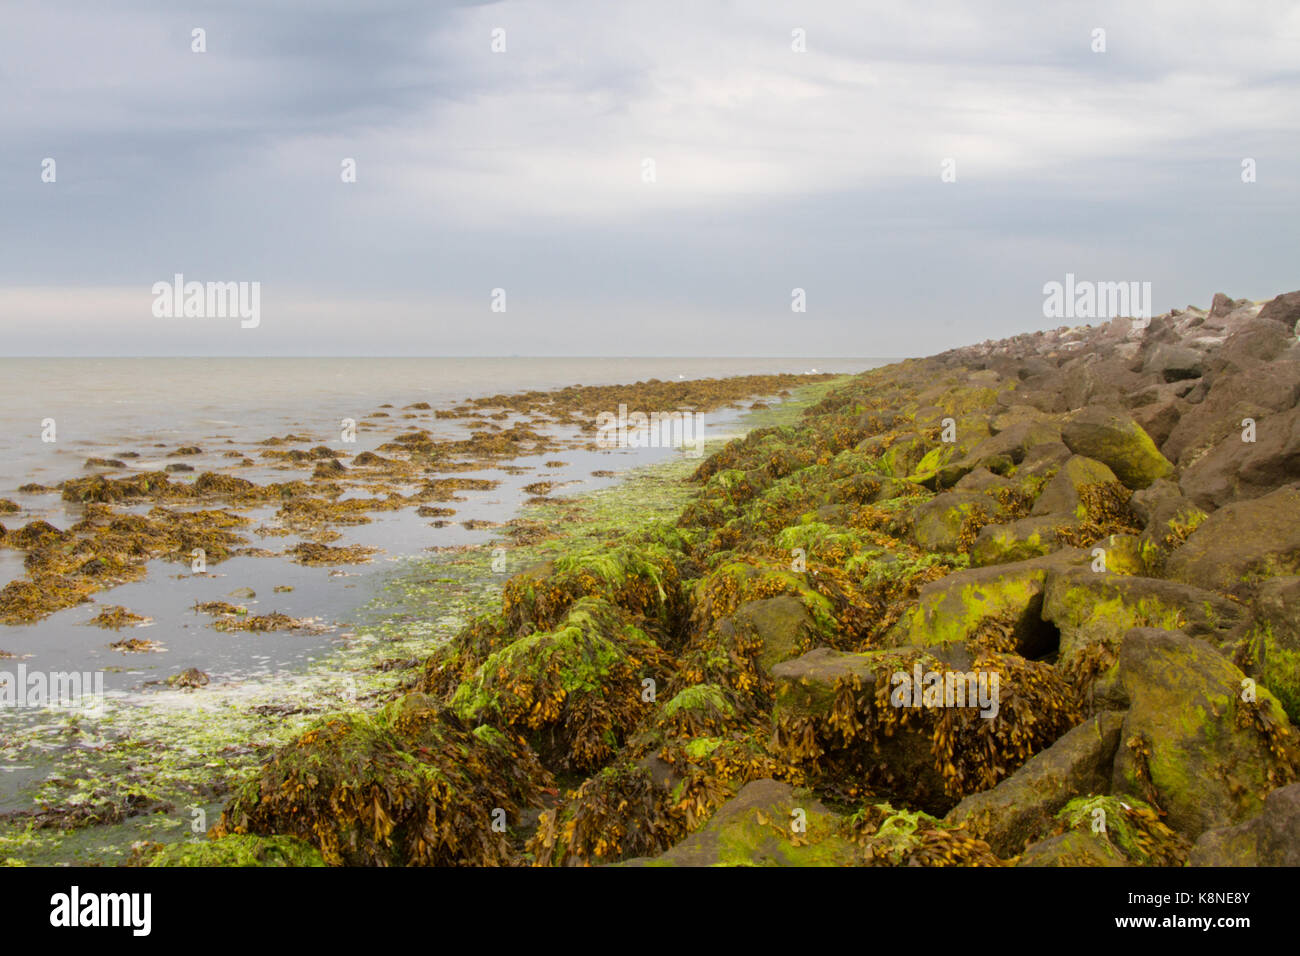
[0,374,845,865]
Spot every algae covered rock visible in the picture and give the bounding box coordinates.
[911,491,996,553]
[1060,408,1174,489]
[1164,486,1300,598]
[848,801,1002,866]
[728,595,820,674]
[1188,782,1300,866]
[945,711,1124,856]
[213,694,550,866]
[1015,830,1128,866]
[771,643,1081,813]
[624,779,857,867]
[1105,628,1300,838]
[886,553,1080,657]
[1015,794,1187,866]
[500,543,686,639]
[970,515,1065,567]
[449,597,677,770]
[1041,569,1244,684]
[1241,576,1300,723]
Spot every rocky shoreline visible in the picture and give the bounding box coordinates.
[127,293,1300,864]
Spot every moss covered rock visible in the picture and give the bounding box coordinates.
[624,779,857,867]
[1105,628,1300,838]
[886,553,1083,657]
[1060,408,1174,489]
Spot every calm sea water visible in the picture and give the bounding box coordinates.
[0,358,877,491]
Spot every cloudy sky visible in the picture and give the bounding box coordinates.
[1,0,1297,357]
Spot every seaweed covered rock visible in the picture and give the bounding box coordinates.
[727,595,821,675]
[449,598,677,771]
[1164,486,1300,598]
[688,556,868,647]
[500,543,686,641]
[1103,628,1300,838]
[529,761,682,867]
[1060,407,1174,489]
[848,802,1003,866]
[213,694,549,866]
[623,779,857,867]
[1188,782,1300,866]
[1016,795,1188,867]
[910,491,997,553]
[945,711,1125,855]
[771,643,1081,813]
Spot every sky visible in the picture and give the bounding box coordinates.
[1,0,1298,357]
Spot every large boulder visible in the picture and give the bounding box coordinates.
[886,553,1083,656]
[1042,568,1244,670]
[1030,455,1122,519]
[1060,408,1173,489]
[771,643,1080,814]
[1104,628,1300,839]
[1163,486,1300,598]
[625,779,857,867]
[1188,782,1300,866]
[1179,405,1300,509]
[1256,290,1300,331]
[945,711,1125,856]
[728,595,820,674]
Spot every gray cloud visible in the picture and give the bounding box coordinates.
[1,0,1297,356]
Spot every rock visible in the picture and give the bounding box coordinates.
[1016,830,1128,866]
[771,644,1079,814]
[1041,569,1244,670]
[625,779,857,867]
[1209,292,1237,319]
[729,595,819,674]
[1188,782,1300,866]
[1060,408,1174,489]
[911,491,996,552]
[1030,455,1121,519]
[1164,486,1300,597]
[1144,343,1204,383]
[1129,399,1182,448]
[1179,405,1300,509]
[887,553,1083,656]
[954,467,1017,493]
[946,712,1125,856]
[1162,360,1300,465]
[1106,628,1300,838]
[971,515,1065,567]
[1257,291,1300,330]
[1241,576,1300,723]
